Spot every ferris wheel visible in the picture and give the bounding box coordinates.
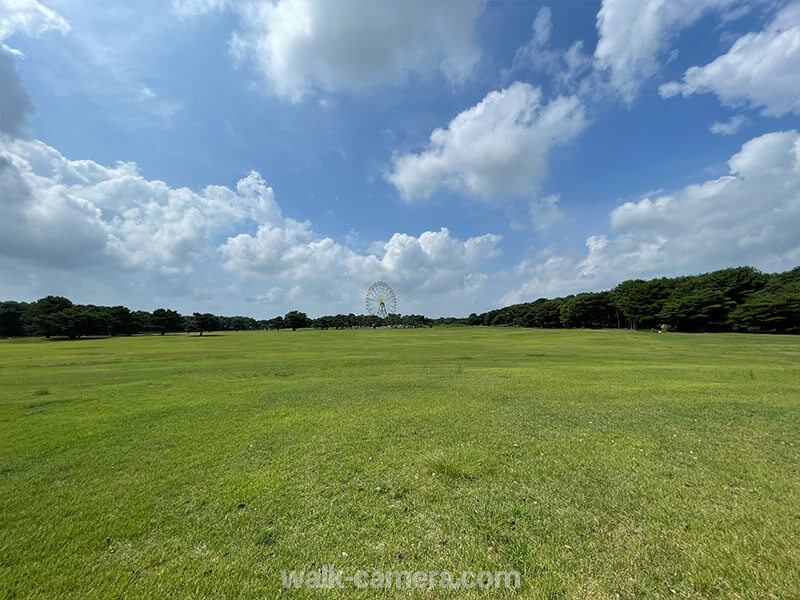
[365,282,397,318]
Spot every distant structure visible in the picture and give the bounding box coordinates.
[365,282,397,318]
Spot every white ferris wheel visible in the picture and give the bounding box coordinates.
[365,282,397,318]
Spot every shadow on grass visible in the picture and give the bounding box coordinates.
[45,336,112,342]
[27,333,213,341]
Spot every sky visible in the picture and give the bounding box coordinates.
[1,0,799,318]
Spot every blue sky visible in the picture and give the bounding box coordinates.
[1,0,799,317]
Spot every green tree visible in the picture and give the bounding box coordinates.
[192,313,218,336]
[132,311,152,333]
[230,316,254,331]
[659,288,734,332]
[466,312,482,326]
[364,315,382,329]
[31,296,73,338]
[560,292,616,329]
[151,308,184,335]
[730,281,800,333]
[611,279,673,330]
[51,306,108,339]
[707,266,768,305]
[532,299,562,328]
[385,313,402,328]
[284,311,310,331]
[109,306,136,336]
[263,316,284,330]
[313,316,332,329]
[0,301,29,337]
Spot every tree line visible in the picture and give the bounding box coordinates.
[0,299,435,339]
[1,265,797,338]
[465,266,799,333]
[0,297,265,339]
[273,312,435,330]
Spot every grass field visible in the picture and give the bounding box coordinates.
[1,328,798,598]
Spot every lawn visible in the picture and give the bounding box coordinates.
[0,328,798,598]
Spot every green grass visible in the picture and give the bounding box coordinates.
[0,328,798,599]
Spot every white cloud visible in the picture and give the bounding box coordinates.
[0,137,504,316]
[710,114,748,135]
[503,130,800,303]
[227,0,483,100]
[659,3,800,117]
[0,0,69,42]
[593,0,744,103]
[0,138,278,269]
[530,6,553,48]
[10,2,184,127]
[0,47,33,136]
[529,194,564,231]
[387,82,587,202]
[720,4,753,23]
[220,226,502,310]
[0,0,68,136]
[171,0,229,18]
[507,7,591,93]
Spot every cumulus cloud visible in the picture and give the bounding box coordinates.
[710,114,749,135]
[387,82,587,202]
[220,226,502,310]
[0,137,503,316]
[0,152,108,266]
[0,138,279,269]
[593,0,746,102]
[503,130,800,303]
[227,0,483,100]
[659,3,800,117]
